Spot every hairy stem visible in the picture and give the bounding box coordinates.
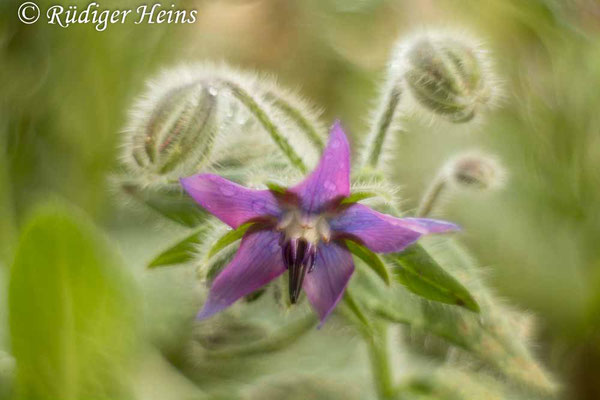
[417,174,447,217]
[264,91,325,151]
[222,81,308,173]
[366,322,395,400]
[363,84,402,169]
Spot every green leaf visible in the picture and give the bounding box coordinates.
[340,191,377,205]
[345,240,390,286]
[121,181,206,227]
[148,227,205,268]
[204,314,317,359]
[266,182,288,194]
[9,202,139,400]
[386,243,479,312]
[207,223,254,259]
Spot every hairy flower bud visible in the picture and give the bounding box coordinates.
[445,151,506,190]
[123,78,219,181]
[122,63,324,186]
[118,63,326,227]
[401,31,499,122]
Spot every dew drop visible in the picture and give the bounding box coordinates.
[331,139,341,148]
[208,86,218,96]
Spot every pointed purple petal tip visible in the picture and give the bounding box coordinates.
[401,218,461,234]
[179,173,282,229]
[290,120,351,213]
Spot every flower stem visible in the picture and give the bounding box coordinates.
[363,84,402,169]
[222,81,308,173]
[264,91,325,151]
[366,322,395,400]
[416,173,447,217]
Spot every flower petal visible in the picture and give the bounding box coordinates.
[302,241,354,324]
[197,229,285,320]
[329,203,459,253]
[181,174,281,228]
[290,121,351,213]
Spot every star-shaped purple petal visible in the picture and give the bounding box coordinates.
[181,121,459,324]
[289,122,351,213]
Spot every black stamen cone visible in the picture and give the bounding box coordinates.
[282,238,316,304]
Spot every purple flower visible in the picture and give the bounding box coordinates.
[181,122,458,324]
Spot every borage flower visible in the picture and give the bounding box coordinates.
[181,122,458,324]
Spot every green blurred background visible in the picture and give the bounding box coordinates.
[1,0,600,399]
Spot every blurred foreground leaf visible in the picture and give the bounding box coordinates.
[9,202,139,400]
[0,351,14,400]
[387,243,479,312]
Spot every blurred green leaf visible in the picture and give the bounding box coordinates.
[387,244,479,312]
[148,227,205,269]
[346,240,390,286]
[0,350,14,400]
[8,202,138,400]
[266,182,288,194]
[203,314,318,359]
[121,181,206,227]
[207,223,254,259]
[340,191,378,205]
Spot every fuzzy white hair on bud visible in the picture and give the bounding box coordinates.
[396,29,502,124]
[121,62,326,187]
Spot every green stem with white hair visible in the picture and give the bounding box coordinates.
[222,80,308,174]
[362,84,403,169]
[416,172,448,217]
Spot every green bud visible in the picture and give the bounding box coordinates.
[402,32,498,123]
[123,77,218,181]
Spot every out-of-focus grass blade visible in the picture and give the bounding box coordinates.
[387,244,479,312]
[8,202,138,400]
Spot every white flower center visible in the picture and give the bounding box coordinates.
[277,210,331,244]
